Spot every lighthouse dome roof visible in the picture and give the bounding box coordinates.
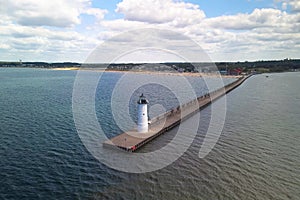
[137,93,149,104]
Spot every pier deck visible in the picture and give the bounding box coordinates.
[103,75,251,152]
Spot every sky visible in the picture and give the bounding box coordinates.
[0,0,299,62]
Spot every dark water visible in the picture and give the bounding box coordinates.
[0,68,299,199]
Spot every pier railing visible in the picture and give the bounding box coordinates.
[150,76,248,127]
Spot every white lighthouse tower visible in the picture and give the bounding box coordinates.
[137,93,149,133]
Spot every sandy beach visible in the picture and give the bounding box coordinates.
[50,67,242,78]
[51,67,81,71]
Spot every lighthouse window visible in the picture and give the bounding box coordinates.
[143,113,145,115]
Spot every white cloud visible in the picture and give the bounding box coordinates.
[204,8,290,30]
[115,0,205,27]
[0,0,108,61]
[84,8,108,21]
[0,0,107,27]
[0,21,101,61]
[0,23,84,40]
[92,1,300,61]
[0,0,299,62]
[100,19,150,32]
[0,44,10,49]
[290,0,300,12]
[279,0,300,12]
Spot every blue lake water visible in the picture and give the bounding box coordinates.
[0,68,299,199]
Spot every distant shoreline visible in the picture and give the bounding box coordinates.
[1,59,299,74]
[51,67,81,71]
[50,67,242,78]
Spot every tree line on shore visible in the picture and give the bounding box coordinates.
[1,59,299,74]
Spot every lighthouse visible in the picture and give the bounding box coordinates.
[137,93,149,133]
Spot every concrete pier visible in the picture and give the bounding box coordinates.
[103,75,251,152]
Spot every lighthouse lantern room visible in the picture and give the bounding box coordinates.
[137,93,149,133]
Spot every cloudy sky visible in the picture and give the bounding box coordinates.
[0,0,299,62]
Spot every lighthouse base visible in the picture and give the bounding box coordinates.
[137,125,148,133]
